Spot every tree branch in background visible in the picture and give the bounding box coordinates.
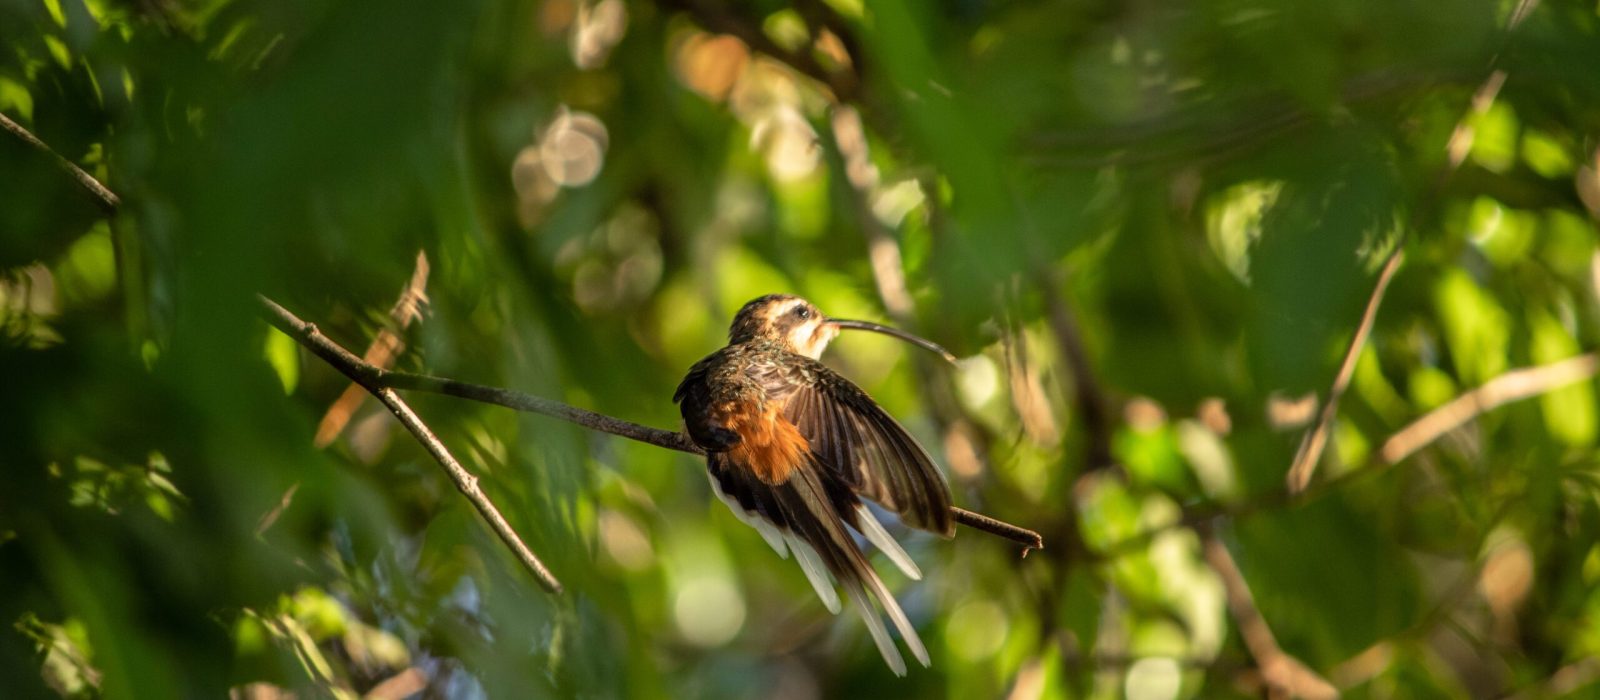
[257,296,1044,553]
[1284,249,1403,492]
[258,295,564,594]
[0,110,121,214]
[0,111,575,592]
[1201,533,1338,699]
[1285,9,1525,494]
[1101,351,1600,559]
[1376,353,1597,465]
[1038,266,1115,471]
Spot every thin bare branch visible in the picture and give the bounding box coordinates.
[382,370,700,453]
[1285,249,1404,492]
[259,295,563,594]
[372,385,564,593]
[254,482,301,537]
[952,507,1043,552]
[825,104,992,480]
[315,252,432,447]
[366,668,429,700]
[1379,353,1598,464]
[1202,533,1338,700]
[1287,49,1516,494]
[1,110,121,214]
[388,361,1042,550]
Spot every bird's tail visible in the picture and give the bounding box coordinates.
[708,453,928,675]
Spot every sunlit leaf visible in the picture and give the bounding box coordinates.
[1468,101,1519,174]
[263,327,299,394]
[54,224,116,304]
[1467,197,1536,268]
[1521,129,1575,178]
[1434,269,1510,385]
[1205,180,1282,284]
[1529,310,1596,447]
[0,77,34,121]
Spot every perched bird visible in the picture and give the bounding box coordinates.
[674,294,957,674]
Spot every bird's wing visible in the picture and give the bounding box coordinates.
[706,451,929,676]
[675,350,743,451]
[779,365,955,537]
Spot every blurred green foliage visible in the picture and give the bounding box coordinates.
[4,0,1600,697]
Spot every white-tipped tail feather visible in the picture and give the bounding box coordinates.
[862,563,930,667]
[844,579,907,676]
[854,505,922,581]
[707,472,790,557]
[704,459,929,674]
[786,535,842,614]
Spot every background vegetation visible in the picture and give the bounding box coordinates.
[5,0,1600,697]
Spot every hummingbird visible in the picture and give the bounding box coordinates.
[674,294,958,675]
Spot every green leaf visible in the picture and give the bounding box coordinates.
[1466,197,1537,268]
[263,328,299,394]
[1434,269,1510,385]
[0,77,34,121]
[1529,310,1596,447]
[1468,101,1519,174]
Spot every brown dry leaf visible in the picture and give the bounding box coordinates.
[314,252,430,448]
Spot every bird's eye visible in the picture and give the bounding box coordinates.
[793,307,812,320]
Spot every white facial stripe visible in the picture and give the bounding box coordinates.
[777,299,808,317]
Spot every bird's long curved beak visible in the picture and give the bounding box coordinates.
[827,319,958,364]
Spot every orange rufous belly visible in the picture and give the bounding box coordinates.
[716,400,810,484]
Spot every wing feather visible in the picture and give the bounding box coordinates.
[782,372,954,537]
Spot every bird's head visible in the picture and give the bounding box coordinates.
[727,294,956,362]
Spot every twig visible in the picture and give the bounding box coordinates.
[952,507,1043,551]
[0,110,121,214]
[1284,249,1404,492]
[372,386,563,593]
[257,296,1044,553]
[827,106,913,320]
[258,295,564,594]
[391,355,1042,550]
[314,251,432,447]
[1378,353,1598,464]
[3,115,567,591]
[1202,533,1338,700]
[254,483,301,537]
[389,369,1042,550]
[383,370,700,453]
